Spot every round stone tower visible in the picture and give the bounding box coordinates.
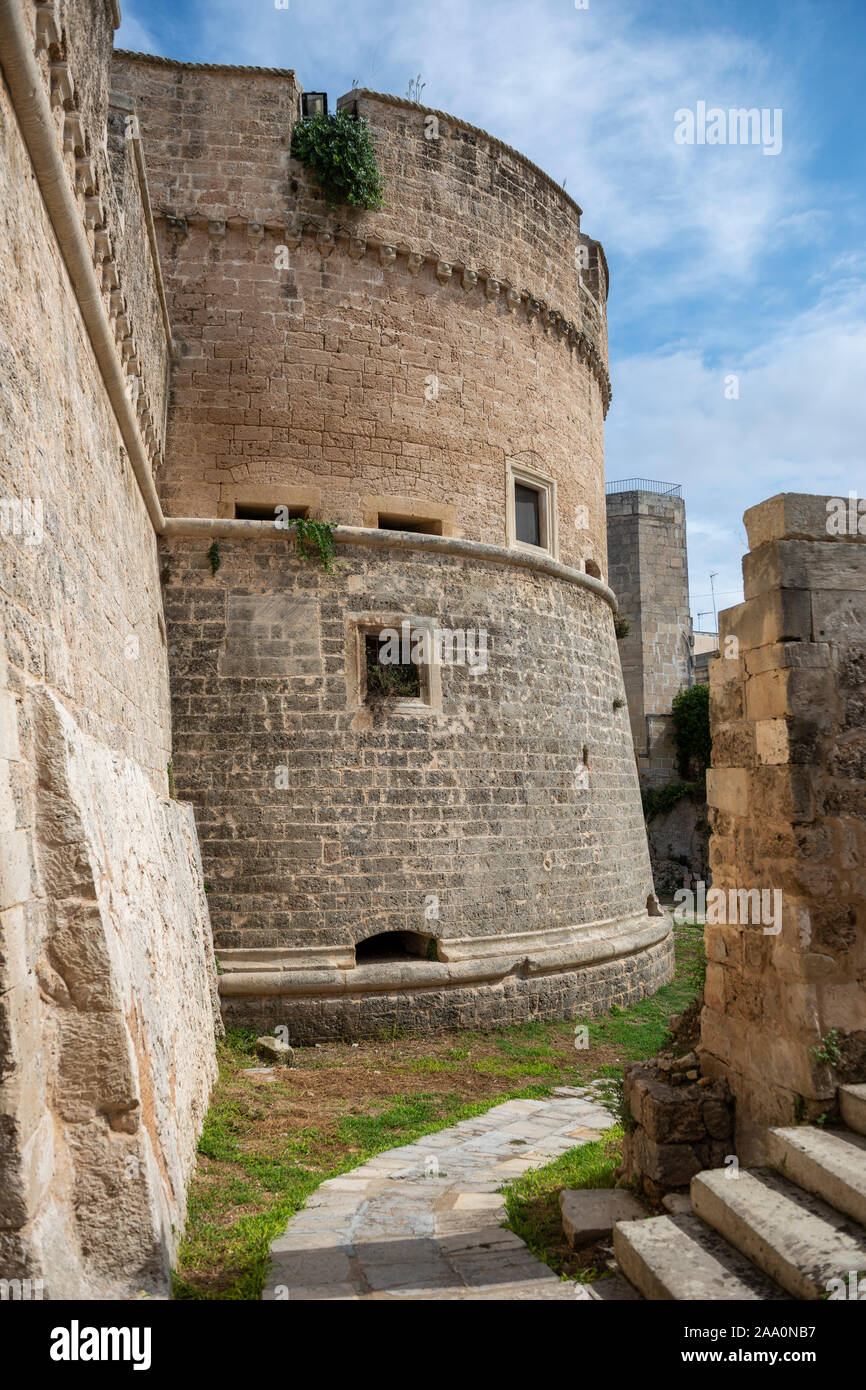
[114,53,673,1037]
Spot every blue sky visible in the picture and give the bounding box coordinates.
[117,0,866,627]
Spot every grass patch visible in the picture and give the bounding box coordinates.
[503,1128,627,1282]
[173,920,704,1299]
[173,1080,550,1301]
[584,924,705,1075]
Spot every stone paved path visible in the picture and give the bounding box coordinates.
[263,1086,616,1300]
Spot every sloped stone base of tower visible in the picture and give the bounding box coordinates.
[220,926,674,1039]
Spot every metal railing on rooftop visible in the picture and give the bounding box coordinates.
[605,478,682,496]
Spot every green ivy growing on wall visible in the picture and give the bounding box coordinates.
[294,518,337,571]
[291,109,385,210]
[671,683,712,782]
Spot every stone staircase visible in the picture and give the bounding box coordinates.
[608,1085,866,1300]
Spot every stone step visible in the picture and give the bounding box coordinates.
[840,1084,866,1138]
[613,1212,784,1300]
[691,1167,866,1300]
[767,1125,866,1227]
[585,1271,644,1300]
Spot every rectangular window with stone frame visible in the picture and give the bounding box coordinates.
[346,616,442,714]
[505,461,558,558]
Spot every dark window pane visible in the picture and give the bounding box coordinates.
[234,503,309,520]
[515,484,541,546]
[377,514,443,535]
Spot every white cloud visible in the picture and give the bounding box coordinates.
[115,7,161,55]
[145,0,814,306]
[607,277,866,618]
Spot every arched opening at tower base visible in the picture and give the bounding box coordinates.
[355,931,439,963]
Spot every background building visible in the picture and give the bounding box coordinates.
[605,481,694,786]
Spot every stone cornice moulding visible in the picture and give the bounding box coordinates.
[153,212,613,413]
[217,912,668,975]
[160,519,619,612]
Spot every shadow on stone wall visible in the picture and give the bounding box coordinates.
[644,788,710,897]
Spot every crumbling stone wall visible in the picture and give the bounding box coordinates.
[619,1057,734,1197]
[703,492,866,1162]
[646,795,710,896]
[0,0,217,1296]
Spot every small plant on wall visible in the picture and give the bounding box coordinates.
[365,635,420,699]
[294,518,337,571]
[291,108,385,210]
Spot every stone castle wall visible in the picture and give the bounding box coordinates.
[112,57,611,577]
[162,530,671,1037]
[703,493,866,1161]
[0,0,217,1296]
[606,489,693,786]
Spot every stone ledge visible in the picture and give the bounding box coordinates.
[218,914,673,1000]
[161,521,619,610]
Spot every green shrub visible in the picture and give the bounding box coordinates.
[671,683,712,781]
[291,109,384,210]
[365,636,420,698]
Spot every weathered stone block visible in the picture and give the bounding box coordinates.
[744,493,860,549]
[719,589,812,650]
[559,1188,644,1246]
[0,689,20,761]
[0,829,31,911]
[743,538,866,599]
[629,1128,704,1188]
[706,768,750,817]
[812,590,866,644]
